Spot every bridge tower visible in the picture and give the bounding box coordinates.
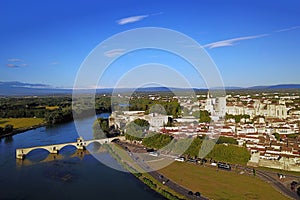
[76,137,86,150]
[16,149,25,159]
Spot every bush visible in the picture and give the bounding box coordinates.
[207,144,250,164]
[217,136,238,145]
[0,124,14,135]
[160,189,180,200]
[143,177,157,189]
[184,136,202,158]
[142,133,173,149]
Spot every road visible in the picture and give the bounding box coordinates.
[134,156,208,200]
[256,170,300,200]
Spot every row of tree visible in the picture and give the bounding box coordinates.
[127,98,181,118]
[225,114,250,123]
[183,137,250,164]
[142,133,173,149]
[0,95,113,126]
[123,122,249,164]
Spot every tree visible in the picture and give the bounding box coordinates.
[207,144,251,164]
[125,119,150,141]
[4,124,14,133]
[93,118,111,139]
[199,110,211,123]
[93,117,120,139]
[165,117,173,127]
[133,118,150,129]
[184,136,203,158]
[273,132,280,141]
[217,136,238,145]
[142,133,173,149]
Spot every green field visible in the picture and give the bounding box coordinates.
[159,162,289,200]
[45,106,60,110]
[0,118,45,129]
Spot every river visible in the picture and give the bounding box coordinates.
[0,114,165,200]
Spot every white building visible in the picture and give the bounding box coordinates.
[226,99,288,119]
[109,111,169,132]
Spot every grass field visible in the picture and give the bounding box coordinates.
[159,162,289,200]
[0,118,45,129]
[45,106,60,110]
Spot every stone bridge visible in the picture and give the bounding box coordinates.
[16,136,125,159]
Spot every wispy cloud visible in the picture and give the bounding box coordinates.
[7,63,20,68]
[116,15,149,25]
[8,58,22,62]
[116,12,163,25]
[7,58,28,68]
[203,34,268,49]
[6,63,28,68]
[104,48,126,57]
[50,61,59,65]
[275,26,300,32]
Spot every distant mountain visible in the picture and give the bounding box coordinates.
[0,81,71,96]
[212,86,243,90]
[248,84,300,90]
[0,81,299,96]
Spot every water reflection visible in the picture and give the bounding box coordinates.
[4,136,13,143]
[16,148,108,166]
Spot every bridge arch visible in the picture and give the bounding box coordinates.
[86,140,103,146]
[25,148,51,161]
[85,140,103,152]
[26,147,51,155]
[58,144,78,155]
[111,138,120,143]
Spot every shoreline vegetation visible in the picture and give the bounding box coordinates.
[104,143,186,200]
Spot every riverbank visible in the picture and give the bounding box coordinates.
[0,118,46,139]
[0,124,46,139]
[0,112,110,139]
[104,143,186,200]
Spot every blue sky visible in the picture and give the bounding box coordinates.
[1,0,300,88]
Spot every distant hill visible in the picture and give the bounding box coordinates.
[248,84,300,90]
[0,81,71,96]
[0,81,299,96]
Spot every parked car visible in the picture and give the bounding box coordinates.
[217,162,231,170]
[149,151,159,157]
[175,157,185,162]
[195,192,201,197]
